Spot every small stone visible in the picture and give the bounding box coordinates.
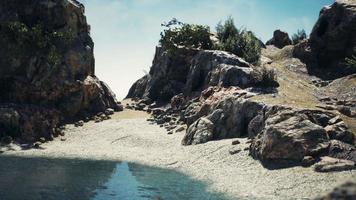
[47,134,54,141]
[39,137,46,143]
[301,156,315,167]
[314,156,355,172]
[167,131,173,135]
[83,117,90,122]
[244,147,249,151]
[337,106,352,117]
[105,108,115,115]
[74,120,84,127]
[59,130,65,136]
[328,116,341,125]
[60,137,67,141]
[232,139,241,145]
[94,116,102,123]
[229,148,241,155]
[33,142,41,149]
[175,126,185,133]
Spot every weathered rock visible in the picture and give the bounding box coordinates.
[314,156,355,172]
[315,182,356,200]
[171,94,186,110]
[182,117,214,145]
[249,106,353,164]
[309,0,356,76]
[266,30,292,49]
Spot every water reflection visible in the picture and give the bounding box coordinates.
[0,156,229,200]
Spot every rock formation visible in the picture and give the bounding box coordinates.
[127,0,356,170]
[310,0,356,71]
[127,47,261,102]
[0,0,122,143]
[266,30,292,49]
[294,0,356,78]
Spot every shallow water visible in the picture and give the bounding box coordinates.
[0,156,228,200]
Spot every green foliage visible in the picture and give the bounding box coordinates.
[215,17,262,64]
[251,65,279,87]
[291,29,307,45]
[159,18,213,52]
[345,55,356,68]
[0,21,74,68]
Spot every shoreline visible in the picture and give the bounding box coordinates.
[2,110,355,199]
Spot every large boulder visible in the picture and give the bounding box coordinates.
[249,106,355,165]
[309,0,356,74]
[266,30,292,49]
[0,0,121,142]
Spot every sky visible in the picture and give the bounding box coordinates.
[80,0,334,100]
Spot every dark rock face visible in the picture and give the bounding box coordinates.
[0,0,121,142]
[310,0,356,72]
[294,0,356,78]
[126,47,254,102]
[0,104,60,142]
[266,30,292,49]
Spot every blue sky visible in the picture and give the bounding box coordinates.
[80,0,334,99]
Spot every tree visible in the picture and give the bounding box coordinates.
[215,17,262,64]
[292,29,307,45]
[159,18,213,52]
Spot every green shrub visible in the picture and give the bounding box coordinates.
[291,29,307,45]
[215,17,262,64]
[0,21,74,68]
[345,55,356,68]
[251,65,279,87]
[159,18,213,52]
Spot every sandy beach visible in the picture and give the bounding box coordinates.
[2,109,355,200]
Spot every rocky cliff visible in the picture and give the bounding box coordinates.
[127,0,356,170]
[0,0,122,143]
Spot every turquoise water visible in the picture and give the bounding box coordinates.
[0,156,228,200]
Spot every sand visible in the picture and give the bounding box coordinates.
[2,109,355,199]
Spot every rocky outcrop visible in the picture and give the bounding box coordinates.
[266,30,292,49]
[127,46,256,102]
[294,0,356,78]
[310,0,356,71]
[0,0,121,143]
